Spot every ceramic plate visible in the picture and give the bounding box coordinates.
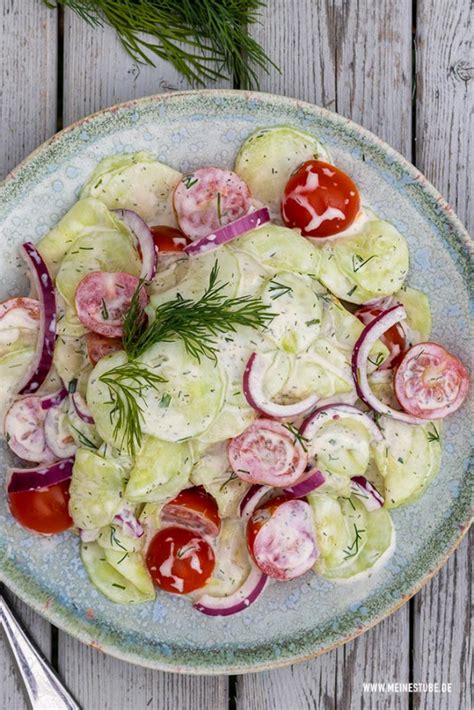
[0,90,471,674]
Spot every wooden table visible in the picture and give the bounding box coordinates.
[0,1,471,708]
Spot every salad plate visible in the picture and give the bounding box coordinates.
[0,90,471,674]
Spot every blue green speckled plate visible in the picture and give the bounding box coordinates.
[0,90,471,674]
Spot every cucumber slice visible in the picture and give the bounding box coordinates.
[53,335,91,396]
[308,417,372,477]
[104,548,155,597]
[200,519,251,598]
[0,347,34,430]
[126,435,192,503]
[97,523,143,554]
[190,442,249,518]
[81,542,154,604]
[234,126,330,216]
[37,197,127,279]
[396,285,432,342]
[87,341,225,447]
[56,219,141,306]
[231,224,321,276]
[283,340,353,400]
[260,272,322,354]
[81,152,182,227]
[233,250,268,297]
[375,416,442,508]
[69,448,125,529]
[309,494,394,579]
[319,217,409,304]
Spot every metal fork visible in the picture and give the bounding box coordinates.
[0,593,80,709]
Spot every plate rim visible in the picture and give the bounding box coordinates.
[0,88,472,674]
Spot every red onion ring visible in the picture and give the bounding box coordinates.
[39,388,68,411]
[194,564,268,616]
[184,208,270,256]
[113,505,144,538]
[114,209,157,280]
[71,392,95,425]
[16,243,56,395]
[351,305,426,425]
[300,404,384,443]
[239,484,272,520]
[243,352,319,419]
[350,476,384,510]
[285,468,326,497]
[7,457,74,494]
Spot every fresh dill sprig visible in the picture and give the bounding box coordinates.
[44,0,277,89]
[124,262,275,362]
[342,523,366,560]
[282,422,310,452]
[426,423,440,443]
[99,360,166,455]
[352,254,377,273]
[268,278,293,300]
[70,424,99,451]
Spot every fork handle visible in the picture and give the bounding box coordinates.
[0,594,80,710]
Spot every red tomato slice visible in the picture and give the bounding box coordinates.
[356,302,408,369]
[4,396,55,463]
[247,497,318,580]
[228,419,308,487]
[394,342,470,419]
[150,225,189,252]
[161,486,221,537]
[173,168,251,240]
[75,271,147,338]
[146,526,215,594]
[8,479,73,534]
[281,160,361,237]
[86,332,123,366]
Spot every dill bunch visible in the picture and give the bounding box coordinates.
[45,0,276,88]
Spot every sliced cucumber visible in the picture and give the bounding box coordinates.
[319,217,409,304]
[234,126,330,216]
[375,416,442,508]
[53,335,91,396]
[37,197,127,279]
[282,340,353,400]
[190,442,249,518]
[69,448,125,529]
[231,224,321,276]
[81,542,154,604]
[0,347,34,427]
[126,435,192,503]
[259,272,322,354]
[97,522,144,554]
[308,417,372,478]
[200,519,251,597]
[56,219,141,306]
[81,151,182,227]
[104,548,155,597]
[396,285,432,342]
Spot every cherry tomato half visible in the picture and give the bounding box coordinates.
[394,342,470,419]
[161,486,221,537]
[281,160,361,237]
[8,479,73,534]
[150,225,189,252]
[86,331,123,366]
[146,526,215,594]
[356,303,408,369]
[246,493,293,558]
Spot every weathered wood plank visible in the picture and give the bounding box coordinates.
[59,17,229,707]
[240,2,414,707]
[0,2,57,707]
[0,0,57,178]
[415,0,473,232]
[63,11,232,126]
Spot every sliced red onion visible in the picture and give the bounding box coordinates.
[300,404,384,443]
[352,305,426,425]
[243,352,319,419]
[39,387,68,411]
[44,405,77,459]
[71,392,95,425]
[285,468,326,497]
[350,476,384,511]
[184,208,270,256]
[113,504,144,538]
[194,564,268,616]
[114,209,157,280]
[7,457,74,494]
[80,528,100,542]
[16,243,56,395]
[239,484,272,520]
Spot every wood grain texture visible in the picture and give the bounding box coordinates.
[0,2,57,707]
[0,0,57,178]
[63,11,231,126]
[416,0,473,230]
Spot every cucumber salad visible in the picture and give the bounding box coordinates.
[2,126,469,615]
